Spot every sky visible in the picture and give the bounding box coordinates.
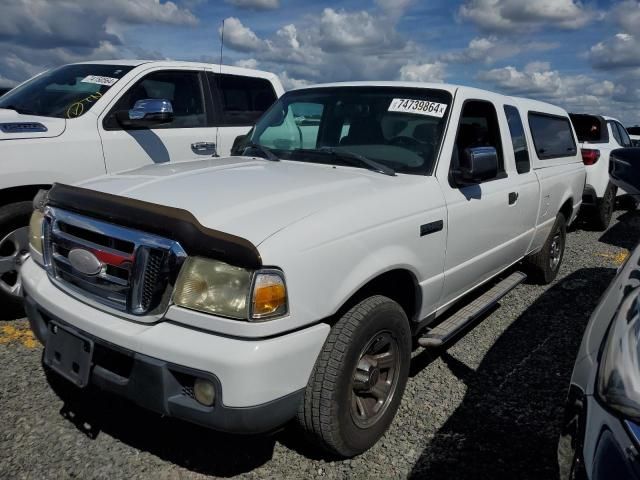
[1,0,639,125]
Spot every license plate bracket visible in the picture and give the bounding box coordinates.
[44,322,94,388]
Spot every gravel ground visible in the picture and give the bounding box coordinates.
[1,208,639,480]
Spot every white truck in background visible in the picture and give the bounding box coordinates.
[24,82,585,456]
[0,60,284,311]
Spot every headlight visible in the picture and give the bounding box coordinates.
[28,209,45,255]
[173,257,288,321]
[597,287,640,421]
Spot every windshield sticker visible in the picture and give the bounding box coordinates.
[388,98,448,118]
[81,75,119,86]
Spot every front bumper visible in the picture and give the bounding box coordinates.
[22,258,330,433]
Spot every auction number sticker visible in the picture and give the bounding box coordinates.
[388,98,448,118]
[81,75,119,86]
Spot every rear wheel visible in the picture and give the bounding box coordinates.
[525,212,566,284]
[0,201,33,317]
[591,184,616,231]
[297,295,411,457]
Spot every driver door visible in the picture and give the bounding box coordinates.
[98,68,218,173]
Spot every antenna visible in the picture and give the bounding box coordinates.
[219,18,225,74]
[214,18,225,156]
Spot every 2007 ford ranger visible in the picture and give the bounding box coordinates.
[23,82,585,456]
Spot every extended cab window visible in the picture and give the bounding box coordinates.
[210,73,277,126]
[504,105,530,174]
[451,100,504,180]
[0,64,133,119]
[528,113,577,160]
[104,70,206,129]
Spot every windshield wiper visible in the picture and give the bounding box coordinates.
[297,147,396,176]
[243,143,280,162]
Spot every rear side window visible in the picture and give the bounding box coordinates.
[209,73,277,126]
[504,105,530,174]
[528,113,577,160]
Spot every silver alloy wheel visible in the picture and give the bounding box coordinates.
[549,231,563,271]
[0,226,30,297]
[350,330,400,429]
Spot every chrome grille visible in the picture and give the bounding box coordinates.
[43,207,187,320]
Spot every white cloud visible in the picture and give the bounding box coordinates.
[0,0,197,84]
[278,71,312,90]
[439,36,557,64]
[226,0,280,10]
[316,8,405,53]
[459,0,597,33]
[221,17,265,52]
[234,58,259,69]
[612,0,640,37]
[477,62,622,117]
[589,33,640,69]
[399,63,446,83]
[222,7,427,84]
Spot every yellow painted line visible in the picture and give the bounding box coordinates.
[0,324,38,349]
[597,250,630,266]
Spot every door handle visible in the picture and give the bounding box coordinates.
[191,142,217,154]
[508,192,519,205]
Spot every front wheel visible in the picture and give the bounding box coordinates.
[0,201,33,317]
[297,295,411,457]
[525,212,566,284]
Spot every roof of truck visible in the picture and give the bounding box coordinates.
[291,81,568,115]
[69,60,280,81]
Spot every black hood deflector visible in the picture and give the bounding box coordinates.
[46,183,262,270]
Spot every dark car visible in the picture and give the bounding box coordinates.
[610,148,640,201]
[558,244,640,479]
[0,87,12,97]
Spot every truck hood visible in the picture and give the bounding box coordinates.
[78,156,402,246]
[0,109,66,140]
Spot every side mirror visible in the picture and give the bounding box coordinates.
[453,146,499,186]
[116,99,174,128]
[231,129,252,156]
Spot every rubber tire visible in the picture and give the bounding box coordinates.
[525,212,566,285]
[0,201,33,317]
[590,184,616,231]
[297,295,411,458]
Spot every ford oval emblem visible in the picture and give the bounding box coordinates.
[68,249,103,276]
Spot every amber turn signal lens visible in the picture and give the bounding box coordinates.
[251,273,287,319]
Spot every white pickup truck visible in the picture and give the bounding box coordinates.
[0,60,283,311]
[23,82,585,457]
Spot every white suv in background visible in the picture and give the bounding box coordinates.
[0,60,283,311]
[569,114,634,230]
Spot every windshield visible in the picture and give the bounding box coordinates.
[0,64,134,119]
[250,86,452,175]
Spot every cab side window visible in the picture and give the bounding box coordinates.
[104,70,206,129]
[528,113,576,159]
[209,73,277,126]
[451,100,504,181]
[504,105,530,174]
